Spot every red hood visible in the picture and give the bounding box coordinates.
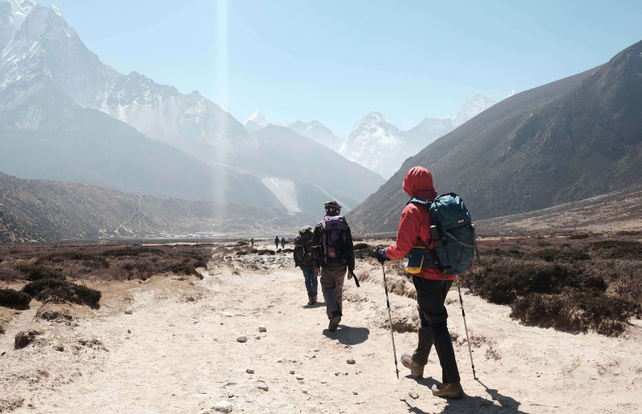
[402,166,437,200]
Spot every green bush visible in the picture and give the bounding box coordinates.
[0,288,31,309]
[21,279,101,308]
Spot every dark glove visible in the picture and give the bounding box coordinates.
[374,245,389,263]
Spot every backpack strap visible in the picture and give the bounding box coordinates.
[407,197,446,272]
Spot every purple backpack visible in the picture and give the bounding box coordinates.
[322,216,347,261]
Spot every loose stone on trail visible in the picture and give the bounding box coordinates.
[221,312,233,317]
[289,370,295,375]
[246,368,254,374]
[409,391,419,399]
[236,336,247,343]
[258,382,269,391]
[296,374,305,380]
[258,325,267,332]
[211,400,233,413]
[124,308,133,315]
[346,358,356,364]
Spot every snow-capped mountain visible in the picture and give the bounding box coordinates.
[243,110,288,134]
[340,93,498,178]
[94,73,248,156]
[0,1,384,217]
[288,120,343,152]
[452,92,497,127]
[339,112,412,178]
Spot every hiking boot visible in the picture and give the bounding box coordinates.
[431,382,464,399]
[328,312,341,331]
[309,296,317,305]
[401,352,424,379]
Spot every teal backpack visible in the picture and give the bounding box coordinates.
[408,193,480,275]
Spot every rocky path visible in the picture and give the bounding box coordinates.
[1,249,642,413]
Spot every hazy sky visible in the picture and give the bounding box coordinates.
[44,0,642,136]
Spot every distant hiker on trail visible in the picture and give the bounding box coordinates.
[312,200,355,331]
[281,237,286,249]
[294,225,317,305]
[375,166,464,399]
[275,236,280,250]
[250,238,255,247]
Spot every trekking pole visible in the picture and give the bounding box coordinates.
[381,263,400,379]
[456,275,477,380]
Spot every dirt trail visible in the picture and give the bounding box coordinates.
[1,247,641,414]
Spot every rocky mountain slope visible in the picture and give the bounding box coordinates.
[349,40,642,233]
[340,94,497,178]
[0,173,317,243]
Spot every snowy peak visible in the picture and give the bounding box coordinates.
[243,110,289,134]
[0,0,35,48]
[452,92,497,127]
[244,110,273,129]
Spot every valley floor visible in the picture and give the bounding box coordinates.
[1,242,641,414]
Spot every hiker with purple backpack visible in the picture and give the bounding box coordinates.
[311,200,356,332]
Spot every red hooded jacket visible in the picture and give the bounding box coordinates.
[383,167,453,280]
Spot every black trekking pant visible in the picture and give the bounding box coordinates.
[412,276,460,384]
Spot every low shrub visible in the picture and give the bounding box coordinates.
[166,262,201,279]
[590,241,642,260]
[257,250,275,256]
[16,264,65,281]
[36,252,109,268]
[22,279,101,308]
[511,292,641,336]
[0,288,31,309]
[463,262,606,305]
[101,247,165,257]
[529,249,591,263]
[353,243,369,250]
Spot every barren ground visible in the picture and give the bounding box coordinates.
[1,240,641,414]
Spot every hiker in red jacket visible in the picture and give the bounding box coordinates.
[375,166,463,399]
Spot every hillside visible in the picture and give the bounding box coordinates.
[349,40,642,233]
[0,173,317,243]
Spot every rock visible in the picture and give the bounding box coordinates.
[346,358,356,364]
[124,308,133,315]
[14,329,44,349]
[211,400,233,413]
[275,358,284,363]
[127,329,131,334]
[221,312,233,317]
[258,325,267,332]
[236,336,247,343]
[353,391,358,395]
[254,335,261,340]
[289,370,295,375]
[314,348,320,352]
[296,374,304,380]
[258,382,269,391]
[321,380,327,384]
[246,369,254,374]
[54,344,64,352]
[302,389,308,394]
[227,391,234,398]
[409,391,419,399]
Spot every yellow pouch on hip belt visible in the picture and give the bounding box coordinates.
[406,246,426,274]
